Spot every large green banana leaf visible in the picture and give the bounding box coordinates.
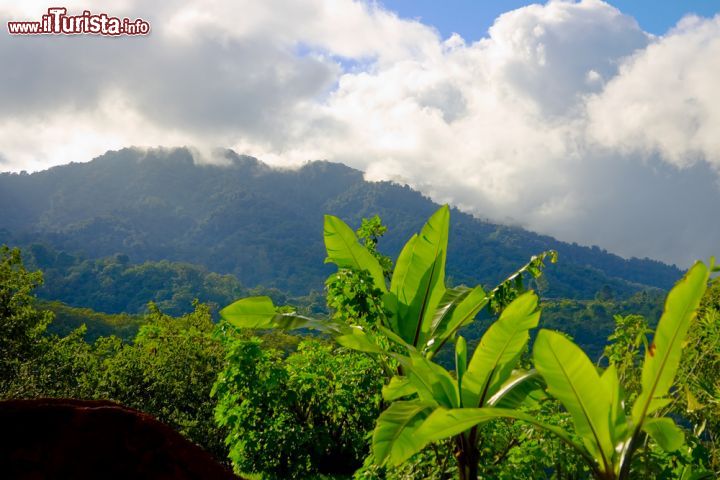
[488,369,547,409]
[372,400,436,466]
[425,285,488,357]
[396,351,459,407]
[389,205,449,346]
[335,325,385,353]
[533,329,615,473]
[631,261,709,422]
[375,406,595,471]
[382,376,416,402]
[323,214,387,293]
[462,291,540,408]
[599,364,628,450]
[220,296,345,334]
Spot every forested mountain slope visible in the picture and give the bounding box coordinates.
[1,147,681,300]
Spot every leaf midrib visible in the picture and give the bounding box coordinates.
[379,403,430,461]
[637,291,697,423]
[548,343,610,474]
[476,317,530,407]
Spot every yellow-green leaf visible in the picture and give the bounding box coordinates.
[372,400,435,466]
[324,214,387,293]
[533,329,614,471]
[389,205,449,346]
[336,327,384,354]
[462,292,540,408]
[220,296,277,328]
[632,262,709,422]
[426,285,488,356]
[686,387,704,413]
[643,417,685,452]
[382,376,417,401]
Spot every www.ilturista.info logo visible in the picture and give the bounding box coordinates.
[7,8,150,36]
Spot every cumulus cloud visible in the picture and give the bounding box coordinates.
[587,15,720,167]
[1,0,719,266]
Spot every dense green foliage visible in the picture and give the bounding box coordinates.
[16,243,324,333]
[0,246,387,473]
[678,279,720,472]
[213,337,383,479]
[0,246,53,390]
[1,194,718,480]
[22,243,247,316]
[220,208,720,479]
[221,207,556,478]
[41,300,143,341]
[0,287,229,460]
[0,147,681,299]
[0,248,226,458]
[91,302,228,459]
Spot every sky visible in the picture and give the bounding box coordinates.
[380,1,720,39]
[1,0,720,267]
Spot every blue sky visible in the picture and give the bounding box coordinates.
[380,0,720,39]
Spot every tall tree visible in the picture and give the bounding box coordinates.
[0,245,53,392]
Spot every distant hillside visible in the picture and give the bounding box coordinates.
[0,147,682,301]
[41,300,143,341]
[23,245,322,318]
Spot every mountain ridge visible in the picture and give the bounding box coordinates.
[0,147,682,299]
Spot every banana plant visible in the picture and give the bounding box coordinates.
[370,291,545,480]
[377,261,711,480]
[534,260,710,479]
[220,205,556,362]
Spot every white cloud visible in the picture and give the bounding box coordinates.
[587,15,720,168]
[1,0,719,266]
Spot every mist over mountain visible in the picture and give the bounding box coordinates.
[0,147,681,300]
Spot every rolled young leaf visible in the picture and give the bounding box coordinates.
[455,336,468,403]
